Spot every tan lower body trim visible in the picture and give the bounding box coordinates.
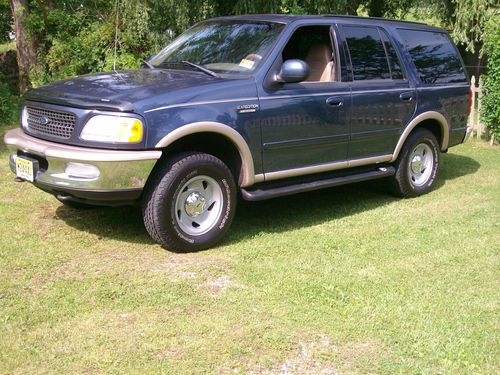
[263,154,392,182]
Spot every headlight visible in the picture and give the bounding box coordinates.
[80,115,143,143]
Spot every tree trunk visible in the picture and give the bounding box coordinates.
[10,0,37,92]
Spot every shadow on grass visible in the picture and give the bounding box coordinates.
[0,124,17,154]
[55,153,480,250]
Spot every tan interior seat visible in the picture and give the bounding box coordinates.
[305,44,335,82]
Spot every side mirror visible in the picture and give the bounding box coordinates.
[275,59,310,83]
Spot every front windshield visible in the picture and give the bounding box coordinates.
[150,21,285,75]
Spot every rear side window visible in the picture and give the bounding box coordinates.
[397,29,467,84]
[343,26,390,80]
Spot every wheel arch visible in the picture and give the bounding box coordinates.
[154,121,258,187]
[391,111,449,162]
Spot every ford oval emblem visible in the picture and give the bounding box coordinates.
[38,116,50,125]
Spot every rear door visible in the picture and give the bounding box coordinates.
[339,24,416,160]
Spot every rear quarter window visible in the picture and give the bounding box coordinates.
[397,29,467,84]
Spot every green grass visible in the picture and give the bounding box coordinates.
[0,41,15,54]
[1,122,499,374]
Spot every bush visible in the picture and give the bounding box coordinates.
[0,78,19,127]
[481,16,500,143]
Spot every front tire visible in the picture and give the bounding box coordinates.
[142,152,236,252]
[390,128,440,198]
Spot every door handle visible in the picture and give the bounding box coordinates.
[399,92,414,102]
[326,96,344,107]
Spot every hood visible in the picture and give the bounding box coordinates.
[24,69,220,112]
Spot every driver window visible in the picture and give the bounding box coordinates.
[282,26,337,82]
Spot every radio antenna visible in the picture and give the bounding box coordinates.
[113,0,120,73]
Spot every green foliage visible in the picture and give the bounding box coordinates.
[0,75,19,126]
[452,0,498,53]
[0,0,11,42]
[20,1,147,85]
[480,15,500,142]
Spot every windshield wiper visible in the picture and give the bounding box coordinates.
[141,60,155,69]
[181,60,218,77]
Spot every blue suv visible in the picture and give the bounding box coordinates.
[4,15,472,251]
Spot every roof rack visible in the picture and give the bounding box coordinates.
[321,14,428,26]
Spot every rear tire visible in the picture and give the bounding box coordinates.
[390,128,440,198]
[142,152,236,252]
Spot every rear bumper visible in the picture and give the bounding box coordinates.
[463,126,473,143]
[4,128,161,202]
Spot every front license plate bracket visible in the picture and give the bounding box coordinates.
[15,155,39,182]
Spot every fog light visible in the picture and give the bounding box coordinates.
[65,163,100,179]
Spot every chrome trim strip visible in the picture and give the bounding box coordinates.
[260,88,409,101]
[154,121,256,188]
[259,92,350,100]
[263,154,392,182]
[416,84,469,90]
[4,128,162,162]
[351,88,410,94]
[263,134,349,150]
[391,111,449,162]
[144,97,259,113]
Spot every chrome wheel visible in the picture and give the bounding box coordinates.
[174,175,223,236]
[408,143,433,187]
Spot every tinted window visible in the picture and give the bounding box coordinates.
[380,31,404,80]
[343,26,390,80]
[397,29,467,84]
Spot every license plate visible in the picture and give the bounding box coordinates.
[16,156,35,182]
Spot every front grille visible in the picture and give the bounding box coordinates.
[26,106,76,139]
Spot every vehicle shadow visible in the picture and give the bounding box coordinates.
[55,153,480,250]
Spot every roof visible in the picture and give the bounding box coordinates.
[206,14,445,32]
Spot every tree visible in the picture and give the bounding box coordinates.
[452,0,498,53]
[9,0,39,92]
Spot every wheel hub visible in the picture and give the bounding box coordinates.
[184,191,206,217]
[411,155,424,173]
[408,143,434,187]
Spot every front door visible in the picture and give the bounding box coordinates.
[259,84,351,174]
[258,24,351,176]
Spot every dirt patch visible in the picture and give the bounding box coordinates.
[338,339,388,374]
[246,336,388,375]
[203,274,231,296]
[248,335,340,375]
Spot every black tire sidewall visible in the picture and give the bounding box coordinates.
[156,157,236,251]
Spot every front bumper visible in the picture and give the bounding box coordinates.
[4,128,162,203]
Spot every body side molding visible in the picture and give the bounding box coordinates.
[391,111,449,162]
[155,121,256,187]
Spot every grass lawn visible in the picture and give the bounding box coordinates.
[0,122,498,374]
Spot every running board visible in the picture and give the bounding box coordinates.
[241,166,395,201]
